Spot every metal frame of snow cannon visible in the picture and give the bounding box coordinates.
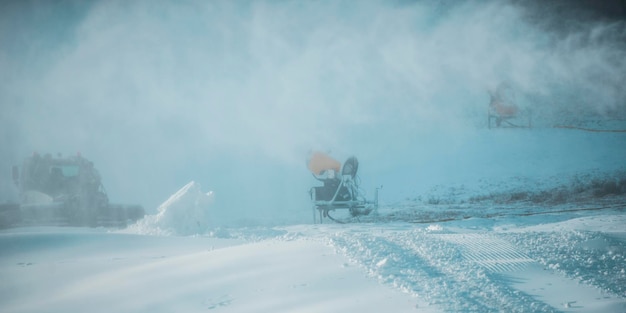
[309,156,378,224]
[487,106,532,129]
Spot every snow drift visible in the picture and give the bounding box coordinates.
[129,181,214,235]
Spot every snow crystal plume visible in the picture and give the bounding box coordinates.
[128,181,214,236]
[1,0,625,216]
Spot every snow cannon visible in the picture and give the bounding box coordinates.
[307,151,379,223]
[487,82,532,128]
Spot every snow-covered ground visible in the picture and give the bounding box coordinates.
[1,206,625,312]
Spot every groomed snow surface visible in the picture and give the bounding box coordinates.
[1,209,625,312]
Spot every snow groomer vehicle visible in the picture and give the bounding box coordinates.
[0,153,144,228]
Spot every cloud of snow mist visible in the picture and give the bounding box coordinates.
[1,0,624,223]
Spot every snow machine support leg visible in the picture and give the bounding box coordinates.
[311,187,317,224]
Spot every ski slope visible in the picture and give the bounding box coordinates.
[1,207,625,313]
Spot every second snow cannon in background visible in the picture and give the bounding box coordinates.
[487,82,531,129]
[307,151,378,223]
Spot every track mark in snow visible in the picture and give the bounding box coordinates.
[435,233,534,272]
[503,230,626,297]
[16,262,34,267]
[438,231,626,312]
[323,225,626,312]
[327,229,556,313]
[206,294,234,310]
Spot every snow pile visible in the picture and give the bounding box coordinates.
[128,181,214,235]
